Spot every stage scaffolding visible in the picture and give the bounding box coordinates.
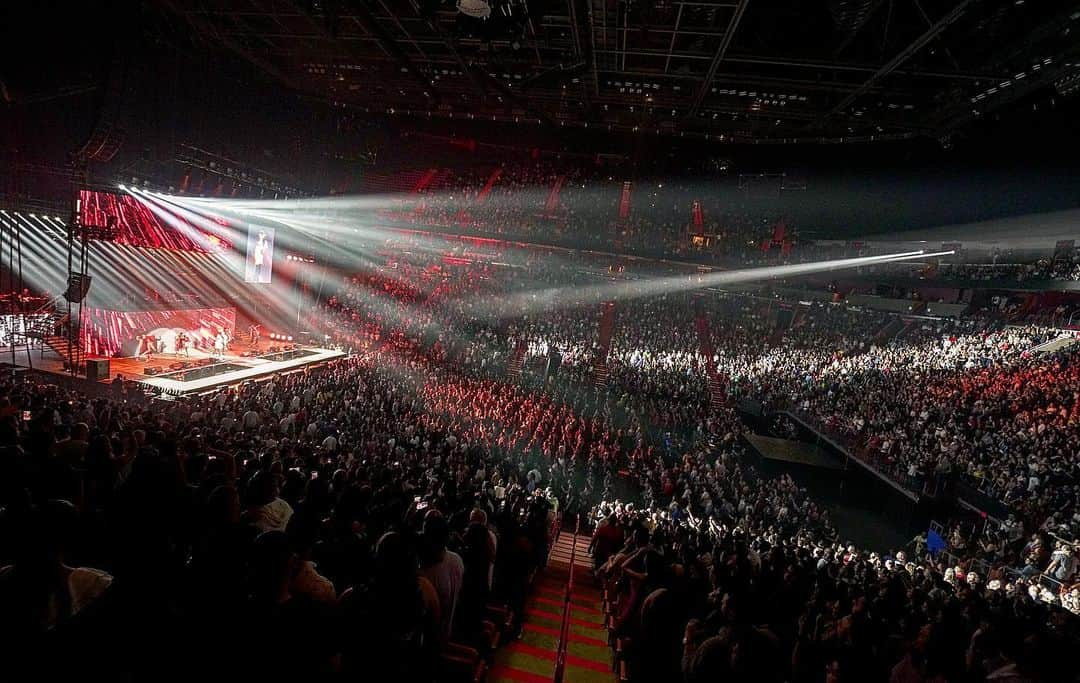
[0,209,32,369]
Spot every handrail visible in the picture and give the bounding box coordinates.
[547,511,563,564]
[553,513,581,683]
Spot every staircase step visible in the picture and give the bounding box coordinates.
[492,532,610,683]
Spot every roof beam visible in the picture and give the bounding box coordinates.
[664,2,685,74]
[724,55,999,81]
[929,3,1080,133]
[686,0,751,118]
[818,0,981,125]
[155,0,310,93]
[585,0,600,96]
[404,0,553,125]
[336,0,437,100]
[567,0,592,110]
[833,0,891,57]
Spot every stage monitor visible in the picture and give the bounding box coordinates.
[244,226,275,284]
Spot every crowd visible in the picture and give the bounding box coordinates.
[591,486,1076,682]
[378,158,799,265]
[0,353,560,680]
[3,231,1079,682]
[877,257,1080,283]
[312,241,1079,545]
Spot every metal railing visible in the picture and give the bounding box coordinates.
[553,514,581,683]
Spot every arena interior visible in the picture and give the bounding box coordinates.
[3,1,1080,681]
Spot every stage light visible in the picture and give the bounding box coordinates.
[287,336,293,342]
[119,184,127,191]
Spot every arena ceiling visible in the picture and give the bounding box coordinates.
[116,1,1080,142]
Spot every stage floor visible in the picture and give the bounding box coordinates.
[11,341,345,396]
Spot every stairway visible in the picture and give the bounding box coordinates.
[476,168,504,204]
[43,334,76,359]
[544,175,566,214]
[874,318,906,344]
[412,168,440,194]
[693,315,726,409]
[23,310,68,341]
[707,374,727,410]
[592,363,609,389]
[768,307,796,346]
[617,181,632,219]
[592,303,616,388]
[508,340,527,378]
[489,532,611,683]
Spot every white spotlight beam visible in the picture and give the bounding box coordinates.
[470,250,942,319]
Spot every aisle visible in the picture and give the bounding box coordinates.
[488,532,612,683]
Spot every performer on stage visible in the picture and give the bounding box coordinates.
[214,330,228,359]
[176,331,191,357]
[137,334,157,362]
[249,323,261,347]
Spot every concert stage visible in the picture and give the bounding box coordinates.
[13,342,345,397]
[132,346,345,396]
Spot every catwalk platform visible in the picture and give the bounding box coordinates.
[131,346,345,395]
[9,340,346,397]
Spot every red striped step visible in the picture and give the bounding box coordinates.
[533,585,601,606]
[524,606,606,630]
[488,664,551,683]
[523,622,607,648]
[532,594,601,615]
[537,578,600,595]
[504,641,611,673]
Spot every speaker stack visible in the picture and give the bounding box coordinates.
[84,359,110,382]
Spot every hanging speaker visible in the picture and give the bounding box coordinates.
[64,273,92,303]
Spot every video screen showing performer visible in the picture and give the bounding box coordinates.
[244,226,275,284]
